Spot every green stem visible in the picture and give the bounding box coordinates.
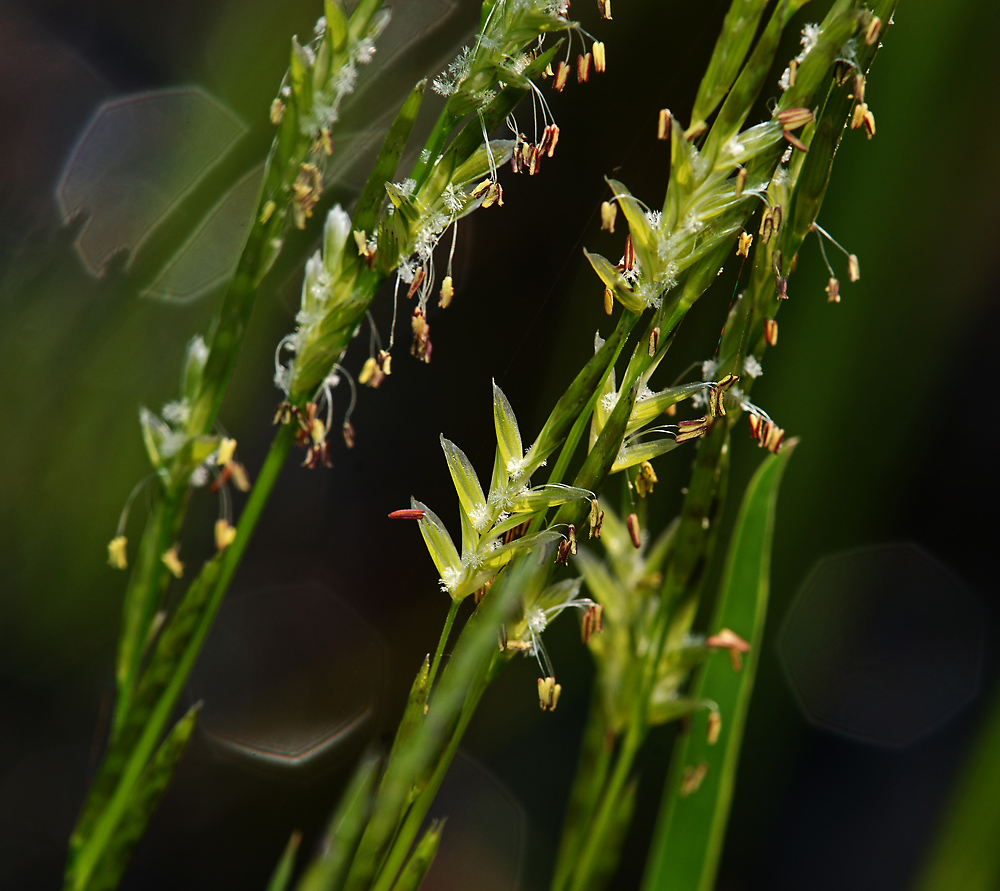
[69,424,296,891]
[426,598,462,695]
[551,685,616,891]
[114,489,183,732]
[370,656,500,891]
[566,724,643,891]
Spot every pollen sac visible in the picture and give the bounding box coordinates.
[481,182,504,208]
[707,710,722,745]
[269,97,285,125]
[410,309,432,364]
[782,129,808,153]
[556,525,577,565]
[318,127,333,156]
[588,499,604,539]
[581,604,604,643]
[764,318,779,346]
[342,421,355,449]
[528,145,542,176]
[851,102,869,130]
[735,166,747,197]
[538,676,562,711]
[600,200,617,233]
[648,326,660,358]
[675,416,709,443]
[215,519,237,551]
[388,508,426,519]
[161,547,185,579]
[865,14,882,45]
[749,416,785,454]
[708,385,726,419]
[862,109,876,139]
[777,107,815,131]
[622,234,635,273]
[657,108,671,141]
[360,352,391,388]
[540,124,560,158]
[706,627,752,672]
[107,535,128,570]
[826,277,841,303]
[776,274,788,300]
[848,254,861,282]
[853,74,866,104]
[737,231,753,257]
[216,437,237,467]
[439,275,454,308]
[406,266,425,298]
[635,460,658,497]
[592,41,606,73]
[577,52,591,84]
[597,0,612,20]
[292,162,323,229]
[679,762,709,797]
[626,512,642,549]
[554,60,570,92]
[603,287,614,315]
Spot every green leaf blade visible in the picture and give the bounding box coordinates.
[641,440,797,891]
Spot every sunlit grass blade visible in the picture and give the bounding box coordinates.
[912,680,1000,891]
[265,830,303,891]
[690,0,771,129]
[640,441,796,891]
[388,821,443,891]
[296,756,381,891]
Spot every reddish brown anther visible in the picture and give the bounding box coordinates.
[411,309,432,363]
[762,319,777,346]
[388,509,426,519]
[706,627,752,671]
[406,266,425,299]
[623,234,635,273]
[528,145,542,176]
[648,326,660,358]
[554,61,570,92]
[540,123,560,158]
[588,498,604,539]
[657,108,671,140]
[782,130,809,153]
[777,107,814,130]
[675,416,709,443]
[342,421,355,448]
[626,512,642,548]
[581,603,604,643]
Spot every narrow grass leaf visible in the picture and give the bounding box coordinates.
[692,0,771,126]
[388,821,443,891]
[266,831,303,891]
[87,702,202,891]
[351,79,426,237]
[296,756,381,891]
[640,441,796,891]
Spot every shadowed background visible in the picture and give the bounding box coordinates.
[1,0,998,888]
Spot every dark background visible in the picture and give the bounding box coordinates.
[2,0,999,888]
